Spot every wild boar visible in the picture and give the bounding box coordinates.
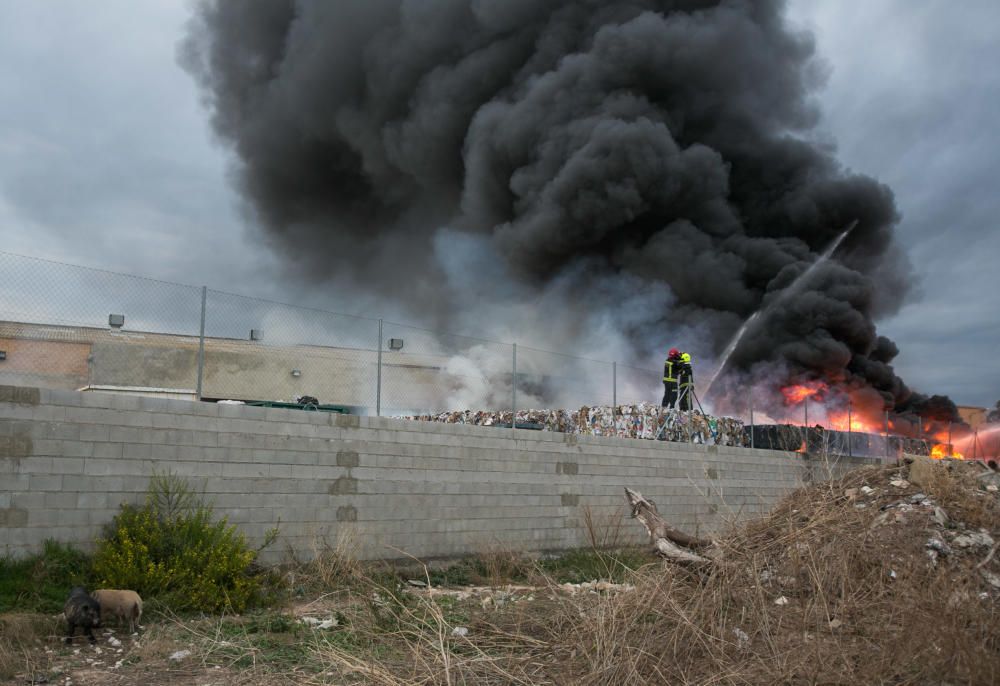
[63,586,101,644]
[91,589,143,634]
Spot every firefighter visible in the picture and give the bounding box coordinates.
[677,352,694,411]
[662,348,682,408]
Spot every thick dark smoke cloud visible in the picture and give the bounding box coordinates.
[181,0,949,418]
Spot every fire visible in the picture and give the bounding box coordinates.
[930,443,965,460]
[827,411,879,433]
[780,381,828,405]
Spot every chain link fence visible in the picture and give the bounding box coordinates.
[0,251,977,459]
[0,251,665,416]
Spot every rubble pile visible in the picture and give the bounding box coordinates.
[404,403,749,446]
[705,454,1000,681]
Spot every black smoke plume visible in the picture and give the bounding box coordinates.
[181,0,952,419]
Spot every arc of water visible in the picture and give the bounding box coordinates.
[702,220,858,399]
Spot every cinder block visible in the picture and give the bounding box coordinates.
[221,462,267,479]
[76,492,109,509]
[0,386,40,406]
[0,507,29,526]
[28,474,63,491]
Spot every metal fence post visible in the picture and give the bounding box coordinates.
[884,409,890,461]
[195,286,207,401]
[512,343,517,433]
[748,388,754,449]
[848,400,853,457]
[803,399,808,449]
[612,361,617,408]
[376,319,383,417]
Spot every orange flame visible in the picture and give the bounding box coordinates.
[930,443,965,460]
[780,381,828,405]
[827,411,880,433]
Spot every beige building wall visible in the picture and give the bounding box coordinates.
[0,321,456,414]
[957,405,987,429]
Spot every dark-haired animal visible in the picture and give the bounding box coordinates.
[63,586,101,644]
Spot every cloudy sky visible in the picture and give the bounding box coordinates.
[1,0,997,407]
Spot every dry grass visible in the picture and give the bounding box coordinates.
[303,462,1000,685]
[5,462,998,685]
[0,613,59,681]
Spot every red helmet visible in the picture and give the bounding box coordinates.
[668,348,680,358]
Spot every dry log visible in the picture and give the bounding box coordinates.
[624,487,717,563]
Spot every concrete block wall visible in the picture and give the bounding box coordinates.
[0,384,875,564]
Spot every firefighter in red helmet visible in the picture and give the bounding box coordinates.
[662,348,682,408]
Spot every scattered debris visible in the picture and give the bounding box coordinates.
[953,532,995,549]
[405,403,749,446]
[301,616,339,629]
[926,538,952,556]
[168,649,191,662]
[451,627,469,637]
[774,596,790,606]
[732,627,749,647]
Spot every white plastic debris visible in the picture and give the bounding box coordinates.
[107,637,122,647]
[733,627,749,647]
[889,570,897,579]
[169,650,192,662]
[981,571,1000,589]
[774,596,790,606]
[987,485,999,492]
[926,538,952,556]
[451,627,469,637]
[860,486,875,495]
[316,619,338,630]
[890,479,909,488]
[953,532,995,549]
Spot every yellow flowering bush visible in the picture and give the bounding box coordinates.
[92,473,261,613]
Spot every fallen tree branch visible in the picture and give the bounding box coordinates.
[624,487,717,563]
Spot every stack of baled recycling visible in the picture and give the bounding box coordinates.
[403,403,749,447]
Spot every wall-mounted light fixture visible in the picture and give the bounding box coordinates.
[250,329,263,341]
[108,314,125,329]
[388,338,404,350]
[291,369,302,377]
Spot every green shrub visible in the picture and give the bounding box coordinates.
[92,471,262,613]
[0,540,92,613]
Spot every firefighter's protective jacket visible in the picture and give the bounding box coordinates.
[678,353,694,388]
[663,357,681,382]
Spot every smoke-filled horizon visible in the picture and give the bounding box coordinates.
[181,0,954,421]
